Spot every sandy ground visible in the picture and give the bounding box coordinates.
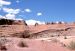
[1,36,74,51]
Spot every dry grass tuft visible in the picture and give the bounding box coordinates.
[67,41,75,50]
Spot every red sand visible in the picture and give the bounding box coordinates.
[4,38,73,51]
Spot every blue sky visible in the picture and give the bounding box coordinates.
[0,0,75,23]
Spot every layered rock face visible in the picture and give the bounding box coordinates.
[0,19,75,38]
[0,19,27,37]
[29,23,75,38]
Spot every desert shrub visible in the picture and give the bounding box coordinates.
[18,41,28,47]
[0,35,11,51]
[45,22,50,25]
[0,45,7,51]
[67,41,75,50]
[57,34,60,37]
[63,34,67,39]
[24,21,28,26]
[21,30,30,38]
[51,38,58,43]
[59,42,66,47]
[64,36,67,39]
[35,23,39,26]
[50,35,54,37]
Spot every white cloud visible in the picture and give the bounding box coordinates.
[0,15,3,18]
[37,12,42,16]
[0,15,6,19]
[0,0,22,20]
[15,18,23,20]
[0,0,11,10]
[2,8,21,20]
[0,8,1,10]
[0,15,2,17]
[3,8,20,14]
[26,19,45,25]
[0,14,22,20]
[16,0,20,3]
[5,13,15,20]
[24,9,31,13]
[0,0,11,7]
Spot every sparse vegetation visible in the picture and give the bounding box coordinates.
[60,42,66,47]
[45,22,50,25]
[67,41,75,50]
[63,34,67,39]
[64,36,67,39]
[0,35,11,51]
[51,38,58,43]
[0,45,7,51]
[18,41,28,47]
[24,21,28,26]
[57,34,60,37]
[50,35,54,37]
[35,23,39,26]
[21,30,30,38]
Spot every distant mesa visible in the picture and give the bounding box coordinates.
[0,18,74,26]
[55,21,65,24]
[0,18,27,25]
[45,21,66,25]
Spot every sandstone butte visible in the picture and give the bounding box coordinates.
[0,18,75,51]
